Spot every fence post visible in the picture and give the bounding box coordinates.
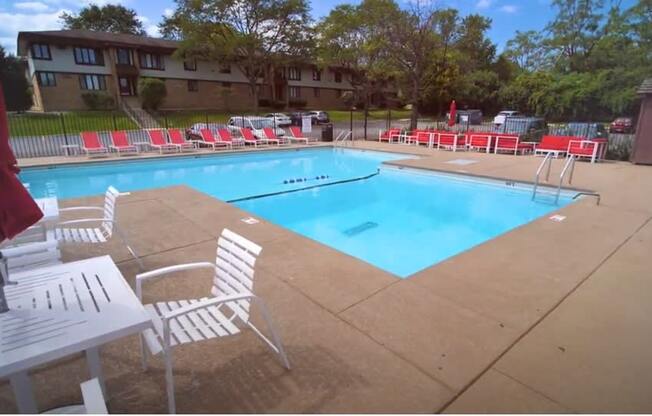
[112,112,117,131]
[164,113,169,129]
[349,108,353,139]
[205,113,209,127]
[59,113,69,147]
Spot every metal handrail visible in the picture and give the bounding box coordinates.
[532,152,553,200]
[334,130,353,146]
[573,192,601,206]
[555,155,576,204]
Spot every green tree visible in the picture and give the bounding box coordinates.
[0,47,32,111]
[385,4,457,129]
[160,0,312,112]
[316,0,397,134]
[138,78,167,110]
[60,4,146,35]
[504,30,551,71]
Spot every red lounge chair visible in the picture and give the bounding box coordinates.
[568,139,599,163]
[288,126,313,144]
[534,135,574,158]
[167,129,196,151]
[262,127,284,146]
[415,131,435,147]
[494,134,535,155]
[198,128,230,150]
[109,131,138,155]
[378,128,401,143]
[147,129,179,154]
[217,128,244,147]
[437,132,466,151]
[467,133,493,153]
[240,128,263,147]
[79,131,109,156]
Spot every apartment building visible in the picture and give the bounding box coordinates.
[16,30,361,112]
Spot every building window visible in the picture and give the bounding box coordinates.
[288,66,301,81]
[334,71,342,83]
[219,63,231,74]
[79,74,106,91]
[31,43,51,60]
[36,72,56,87]
[74,47,104,65]
[313,88,320,98]
[187,80,198,92]
[222,82,231,88]
[139,52,164,70]
[183,59,197,71]
[289,86,300,98]
[312,69,321,81]
[116,48,133,65]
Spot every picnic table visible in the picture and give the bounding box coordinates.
[0,255,151,413]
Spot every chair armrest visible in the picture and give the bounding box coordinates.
[59,206,104,213]
[135,262,215,300]
[0,239,59,257]
[161,292,256,321]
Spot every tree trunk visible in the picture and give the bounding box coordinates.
[249,78,259,114]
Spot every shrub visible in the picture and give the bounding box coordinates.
[289,98,307,108]
[138,78,167,110]
[81,92,115,110]
[606,141,632,161]
[258,98,286,109]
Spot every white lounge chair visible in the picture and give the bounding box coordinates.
[136,228,290,414]
[54,186,143,269]
[0,237,61,274]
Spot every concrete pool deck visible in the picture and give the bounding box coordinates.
[3,141,652,413]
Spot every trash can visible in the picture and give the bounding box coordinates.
[322,123,333,141]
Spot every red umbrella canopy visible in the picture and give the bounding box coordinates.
[0,82,43,242]
[448,100,457,127]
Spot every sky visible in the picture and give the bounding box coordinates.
[0,0,637,55]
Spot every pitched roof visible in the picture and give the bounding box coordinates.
[638,78,652,95]
[17,29,178,55]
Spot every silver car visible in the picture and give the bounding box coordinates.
[264,113,292,126]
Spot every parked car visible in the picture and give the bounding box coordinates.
[609,117,634,134]
[227,116,285,139]
[309,110,330,124]
[493,110,521,126]
[290,112,316,125]
[264,112,292,127]
[502,117,547,141]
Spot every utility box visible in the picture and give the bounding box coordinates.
[321,124,333,141]
[632,78,652,164]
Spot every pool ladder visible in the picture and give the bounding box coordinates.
[334,130,353,146]
[532,153,577,203]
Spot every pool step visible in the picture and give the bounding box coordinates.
[343,221,378,237]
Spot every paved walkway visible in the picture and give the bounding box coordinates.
[2,142,651,413]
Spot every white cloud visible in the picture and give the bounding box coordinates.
[163,8,174,18]
[476,0,492,9]
[0,9,68,53]
[500,4,518,13]
[14,2,51,12]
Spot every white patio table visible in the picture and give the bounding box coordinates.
[0,255,152,413]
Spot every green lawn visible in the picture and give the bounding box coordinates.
[8,111,137,138]
[328,109,413,122]
[155,111,230,128]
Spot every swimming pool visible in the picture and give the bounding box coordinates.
[20,148,575,277]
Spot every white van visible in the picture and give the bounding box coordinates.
[493,110,521,127]
[227,116,286,139]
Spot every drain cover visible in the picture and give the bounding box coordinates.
[343,221,378,236]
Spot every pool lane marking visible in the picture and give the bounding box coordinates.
[226,169,380,203]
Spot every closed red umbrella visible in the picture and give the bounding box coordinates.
[0,82,43,242]
[448,100,457,127]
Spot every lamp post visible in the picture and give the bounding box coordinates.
[350,106,356,141]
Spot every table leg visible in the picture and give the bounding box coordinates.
[10,371,38,414]
[86,347,107,396]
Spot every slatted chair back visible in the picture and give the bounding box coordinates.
[212,228,263,323]
[263,127,278,139]
[289,126,303,137]
[100,186,121,238]
[147,129,168,146]
[217,128,233,142]
[110,131,130,147]
[200,129,217,143]
[240,127,257,141]
[80,131,103,149]
[168,129,186,144]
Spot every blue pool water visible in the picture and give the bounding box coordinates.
[20,148,574,277]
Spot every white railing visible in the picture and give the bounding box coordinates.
[334,130,353,146]
[532,152,553,200]
[556,155,577,204]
